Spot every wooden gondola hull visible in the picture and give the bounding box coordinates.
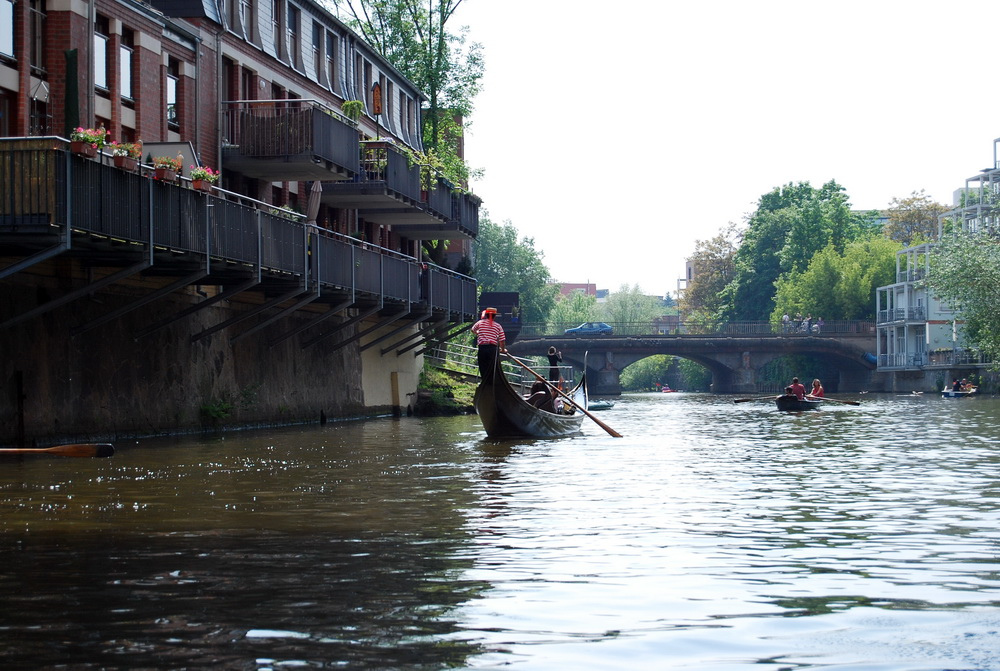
[474,359,587,438]
[775,396,822,411]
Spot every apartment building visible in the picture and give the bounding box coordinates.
[0,0,481,443]
[875,138,998,387]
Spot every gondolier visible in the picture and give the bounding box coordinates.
[471,307,506,383]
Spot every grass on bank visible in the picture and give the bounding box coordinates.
[415,364,477,415]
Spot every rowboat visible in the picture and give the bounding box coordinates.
[775,395,822,411]
[941,387,977,398]
[588,399,615,411]
[474,356,588,438]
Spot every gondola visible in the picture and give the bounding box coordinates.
[474,355,588,438]
[775,395,822,411]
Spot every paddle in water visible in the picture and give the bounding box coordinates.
[0,443,116,458]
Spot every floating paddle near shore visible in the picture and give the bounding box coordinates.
[0,443,115,458]
[505,354,623,438]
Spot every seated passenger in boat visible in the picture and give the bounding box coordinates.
[526,381,556,413]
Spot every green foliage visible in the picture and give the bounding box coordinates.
[473,214,558,323]
[547,290,599,331]
[719,181,873,321]
[332,0,483,180]
[884,190,949,245]
[771,235,901,321]
[927,232,1000,367]
[677,359,711,391]
[601,284,664,324]
[200,399,234,422]
[680,222,740,320]
[620,355,673,391]
[341,100,364,122]
[418,363,476,410]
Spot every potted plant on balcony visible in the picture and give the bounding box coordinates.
[152,154,183,182]
[69,126,107,157]
[109,140,142,170]
[189,165,220,192]
[341,100,364,123]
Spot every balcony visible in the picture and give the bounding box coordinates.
[876,306,926,324]
[221,100,360,182]
[321,143,479,241]
[0,139,477,337]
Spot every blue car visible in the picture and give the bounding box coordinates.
[564,322,613,336]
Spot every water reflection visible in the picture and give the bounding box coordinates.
[1,395,999,669]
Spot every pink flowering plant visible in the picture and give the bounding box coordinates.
[189,165,220,183]
[109,140,142,159]
[70,126,108,148]
[152,154,183,171]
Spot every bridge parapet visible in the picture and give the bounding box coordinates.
[509,331,877,396]
[514,320,875,340]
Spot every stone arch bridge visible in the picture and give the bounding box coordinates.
[508,332,877,395]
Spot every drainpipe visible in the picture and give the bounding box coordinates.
[87,0,95,125]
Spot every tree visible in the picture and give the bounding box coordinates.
[770,235,901,322]
[719,181,876,321]
[547,290,599,331]
[601,284,664,325]
[927,232,1000,366]
[473,215,558,324]
[884,190,949,245]
[679,222,740,323]
[620,355,673,391]
[329,0,484,264]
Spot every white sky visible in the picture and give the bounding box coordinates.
[452,0,1000,298]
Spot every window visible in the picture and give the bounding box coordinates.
[166,59,179,129]
[286,4,299,67]
[240,0,255,41]
[94,16,109,89]
[271,0,283,55]
[312,22,321,82]
[29,0,46,73]
[325,33,338,91]
[120,29,134,101]
[0,0,14,58]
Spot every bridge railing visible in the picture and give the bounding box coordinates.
[518,320,875,338]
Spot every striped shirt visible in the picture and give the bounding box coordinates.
[472,318,505,346]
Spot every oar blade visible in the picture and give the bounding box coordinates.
[0,443,115,458]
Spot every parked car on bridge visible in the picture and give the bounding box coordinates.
[564,322,613,336]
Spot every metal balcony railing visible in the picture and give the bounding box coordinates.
[0,139,476,323]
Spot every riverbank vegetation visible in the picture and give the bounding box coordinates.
[413,365,476,415]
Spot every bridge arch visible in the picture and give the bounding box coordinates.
[509,335,876,395]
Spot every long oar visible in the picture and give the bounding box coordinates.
[506,354,623,438]
[808,395,860,406]
[734,396,777,404]
[0,443,115,458]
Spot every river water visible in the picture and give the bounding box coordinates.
[1,392,999,670]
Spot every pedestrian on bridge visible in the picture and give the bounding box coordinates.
[472,307,506,383]
[547,346,563,385]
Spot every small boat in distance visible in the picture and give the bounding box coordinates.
[474,356,588,438]
[775,395,822,411]
[941,386,977,398]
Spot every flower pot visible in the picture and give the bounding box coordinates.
[113,155,138,171]
[71,141,97,158]
[192,179,214,193]
[155,167,177,182]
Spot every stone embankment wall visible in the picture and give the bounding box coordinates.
[0,264,416,447]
